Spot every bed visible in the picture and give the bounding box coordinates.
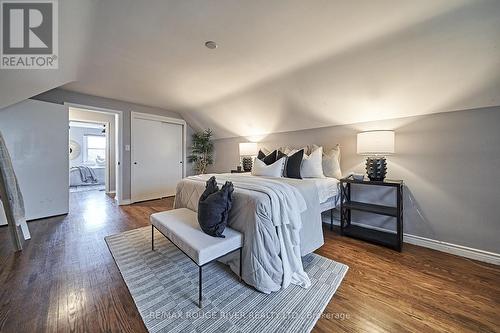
[70,166,105,187]
[173,173,340,293]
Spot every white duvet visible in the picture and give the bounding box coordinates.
[308,177,340,203]
[188,174,312,290]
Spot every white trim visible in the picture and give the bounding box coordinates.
[130,111,186,203]
[116,198,132,206]
[65,102,124,205]
[104,121,110,193]
[131,111,186,126]
[323,216,500,265]
[403,234,500,265]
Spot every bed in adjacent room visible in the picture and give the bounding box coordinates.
[70,166,105,187]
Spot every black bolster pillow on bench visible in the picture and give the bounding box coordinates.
[198,176,234,238]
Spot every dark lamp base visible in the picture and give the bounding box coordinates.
[241,156,253,172]
[365,157,387,181]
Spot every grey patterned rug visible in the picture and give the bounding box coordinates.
[105,227,348,333]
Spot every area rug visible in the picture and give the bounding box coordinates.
[105,227,348,333]
[69,184,105,192]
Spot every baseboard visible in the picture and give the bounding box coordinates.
[403,234,500,265]
[115,198,132,205]
[322,218,500,265]
[106,190,116,194]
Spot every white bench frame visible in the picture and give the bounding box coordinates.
[151,225,242,308]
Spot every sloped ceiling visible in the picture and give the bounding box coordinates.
[3,0,500,139]
[0,0,95,109]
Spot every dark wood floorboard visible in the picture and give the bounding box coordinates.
[0,190,498,332]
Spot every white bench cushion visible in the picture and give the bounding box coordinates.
[150,208,243,266]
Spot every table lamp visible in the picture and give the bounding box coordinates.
[239,142,258,172]
[357,130,395,181]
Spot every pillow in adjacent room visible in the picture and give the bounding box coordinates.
[323,144,342,179]
[257,149,278,165]
[252,156,285,177]
[198,176,234,238]
[284,149,304,179]
[301,146,325,178]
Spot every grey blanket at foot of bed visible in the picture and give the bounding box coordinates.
[173,174,323,294]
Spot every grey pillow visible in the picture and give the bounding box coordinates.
[257,150,278,165]
[197,176,234,238]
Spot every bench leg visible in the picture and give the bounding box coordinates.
[199,266,203,308]
[151,225,154,251]
[239,248,242,282]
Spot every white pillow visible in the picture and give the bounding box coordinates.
[323,145,342,179]
[252,156,285,177]
[301,146,324,178]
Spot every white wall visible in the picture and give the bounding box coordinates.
[210,106,500,255]
[0,99,69,222]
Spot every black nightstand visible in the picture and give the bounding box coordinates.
[340,176,404,251]
[230,169,247,173]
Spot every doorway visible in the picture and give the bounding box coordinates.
[68,106,121,204]
[69,120,108,193]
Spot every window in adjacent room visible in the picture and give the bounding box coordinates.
[84,135,106,164]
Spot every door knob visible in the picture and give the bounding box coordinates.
[134,162,137,165]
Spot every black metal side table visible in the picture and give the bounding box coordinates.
[340,176,404,251]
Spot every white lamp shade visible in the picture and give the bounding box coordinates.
[357,131,395,155]
[239,142,258,156]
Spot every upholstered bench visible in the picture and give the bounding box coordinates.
[150,208,243,308]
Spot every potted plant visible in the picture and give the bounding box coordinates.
[188,129,214,174]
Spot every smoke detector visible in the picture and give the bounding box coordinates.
[205,41,218,49]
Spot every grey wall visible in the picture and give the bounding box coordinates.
[33,88,188,201]
[210,107,500,254]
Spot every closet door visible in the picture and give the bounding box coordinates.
[131,117,183,203]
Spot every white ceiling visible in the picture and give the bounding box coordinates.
[2,0,499,138]
[0,0,95,109]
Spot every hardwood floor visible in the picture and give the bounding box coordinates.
[0,190,498,332]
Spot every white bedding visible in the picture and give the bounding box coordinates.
[174,173,321,293]
[308,177,340,203]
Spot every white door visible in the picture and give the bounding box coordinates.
[0,99,69,222]
[131,118,183,202]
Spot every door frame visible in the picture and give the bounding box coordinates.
[130,111,187,203]
[65,102,125,205]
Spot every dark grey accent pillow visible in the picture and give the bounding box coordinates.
[277,150,287,161]
[257,150,278,165]
[285,149,304,179]
[198,176,234,238]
